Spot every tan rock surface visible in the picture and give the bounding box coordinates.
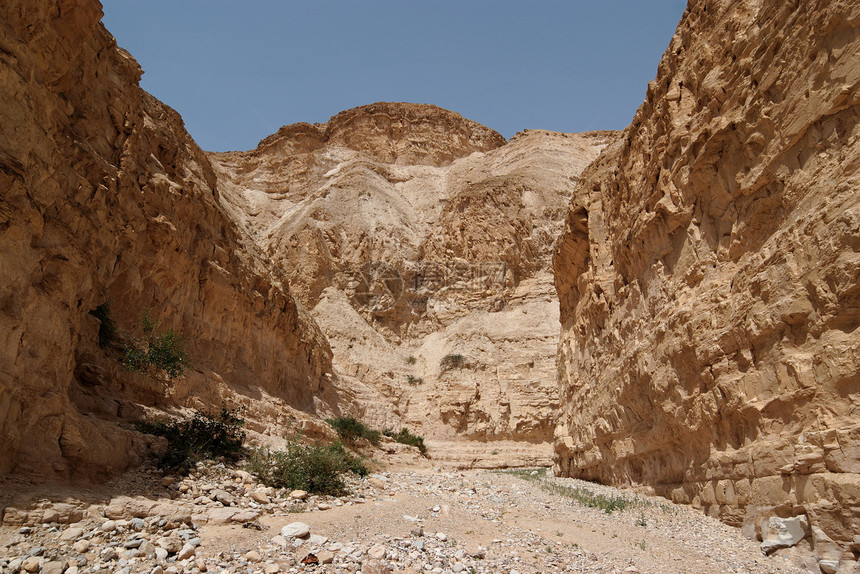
[0,0,336,479]
[553,0,860,551]
[211,118,615,455]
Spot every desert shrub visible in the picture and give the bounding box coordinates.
[406,375,423,385]
[136,407,245,471]
[440,353,465,372]
[124,308,186,378]
[246,442,368,495]
[406,355,417,365]
[326,416,381,446]
[383,427,428,456]
[89,302,116,348]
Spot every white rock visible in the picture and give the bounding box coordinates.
[308,534,329,546]
[176,543,195,561]
[289,490,308,500]
[59,527,84,541]
[435,532,448,541]
[760,515,810,554]
[281,522,311,538]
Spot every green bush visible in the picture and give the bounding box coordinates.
[384,427,428,457]
[246,442,368,496]
[124,308,186,378]
[440,353,465,372]
[406,375,423,385]
[406,355,417,365]
[326,416,381,446]
[89,302,116,348]
[136,407,245,471]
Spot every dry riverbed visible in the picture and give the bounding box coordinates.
[0,458,804,574]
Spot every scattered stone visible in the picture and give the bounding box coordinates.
[760,515,810,554]
[435,532,448,542]
[100,520,117,532]
[368,544,386,559]
[41,561,64,574]
[59,526,84,541]
[211,490,235,506]
[300,553,319,565]
[289,490,308,500]
[280,522,310,538]
[361,559,390,574]
[244,550,261,563]
[249,491,270,504]
[308,534,328,546]
[21,557,40,573]
[176,543,196,561]
[317,550,335,564]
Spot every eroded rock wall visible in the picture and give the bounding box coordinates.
[0,0,333,480]
[554,0,860,547]
[211,110,616,450]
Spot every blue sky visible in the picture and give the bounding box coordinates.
[101,1,687,152]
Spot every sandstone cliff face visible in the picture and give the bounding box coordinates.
[0,0,334,479]
[211,113,615,454]
[554,0,860,550]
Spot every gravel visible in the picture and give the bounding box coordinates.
[0,461,810,574]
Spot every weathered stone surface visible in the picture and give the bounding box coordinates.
[281,522,311,538]
[554,0,860,550]
[0,0,333,479]
[212,117,614,449]
[761,515,810,555]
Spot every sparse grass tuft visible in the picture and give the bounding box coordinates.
[500,467,632,514]
[406,374,423,385]
[406,355,417,365]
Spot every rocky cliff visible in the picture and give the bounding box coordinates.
[554,0,860,556]
[211,109,615,459]
[0,0,336,480]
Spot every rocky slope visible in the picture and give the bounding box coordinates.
[0,0,338,480]
[210,109,615,455]
[553,0,860,563]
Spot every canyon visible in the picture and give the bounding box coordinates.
[1,0,859,572]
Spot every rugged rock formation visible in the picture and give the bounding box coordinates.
[554,0,860,555]
[211,112,615,454]
[0,0,335,480]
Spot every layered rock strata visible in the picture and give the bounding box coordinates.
[0,0,335,479]
[211,111,615,450]
[554,0,860,554]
